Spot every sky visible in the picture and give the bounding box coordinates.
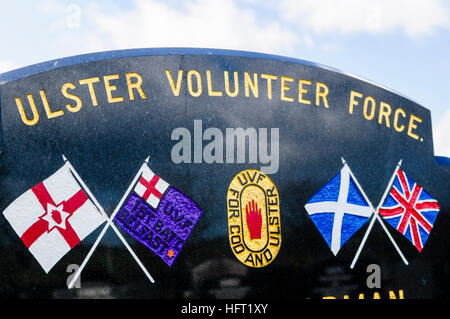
[0,0,449,158]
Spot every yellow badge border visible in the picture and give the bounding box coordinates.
[227,169,282,268]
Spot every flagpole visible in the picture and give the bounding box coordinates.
[372,160,408,266]
[64,156,155,288]
[340,158,378,269]
[341,158,374,212]
[349,159,408,268]
[350,213,376,269]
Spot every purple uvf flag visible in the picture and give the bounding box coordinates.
[114,163,202,266]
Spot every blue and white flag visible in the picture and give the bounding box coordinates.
[304,163,373,255]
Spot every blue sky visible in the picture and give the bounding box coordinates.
[0,0,449,157]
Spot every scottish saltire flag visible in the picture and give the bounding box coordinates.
[114,163,203,266]
[2,164,107,273]
[379,168,440,252]
[304,164,373,255]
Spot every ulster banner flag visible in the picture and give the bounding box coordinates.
[3,163,107,273]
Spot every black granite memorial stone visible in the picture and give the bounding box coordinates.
[0,48,448,299]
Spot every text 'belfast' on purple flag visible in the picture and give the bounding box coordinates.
[114,162,203,266]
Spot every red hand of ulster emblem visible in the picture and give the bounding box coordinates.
[246,199,262,240]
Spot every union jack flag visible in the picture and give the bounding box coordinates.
[379,168,440,252]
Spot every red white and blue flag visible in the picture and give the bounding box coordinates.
[379,168,440,252]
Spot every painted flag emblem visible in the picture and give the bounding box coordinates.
[134,166,170,210]
[2,164,107,273]
[114,162,203,266]
[304,163,372,255]
[379,168,440,252]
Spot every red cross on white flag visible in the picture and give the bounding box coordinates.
[3,163,107,273]
[134,164,169,209]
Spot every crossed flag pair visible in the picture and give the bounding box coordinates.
[304,158,441,268]
[3,154,440,287]
[2,156,202,288]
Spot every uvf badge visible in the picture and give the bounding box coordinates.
[227,169,282,267]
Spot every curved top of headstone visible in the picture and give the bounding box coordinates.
[1,47,447,163]
[0,47,417,103]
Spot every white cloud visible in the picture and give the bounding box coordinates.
[8,0,449,69]
[81,0,298,55]
[433,110,450,157]
[0,60,19,73]
[279,0,450,36]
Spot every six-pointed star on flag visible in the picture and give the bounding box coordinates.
[41,203,71,231]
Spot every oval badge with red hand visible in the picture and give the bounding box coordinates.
[227,169,282,268]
